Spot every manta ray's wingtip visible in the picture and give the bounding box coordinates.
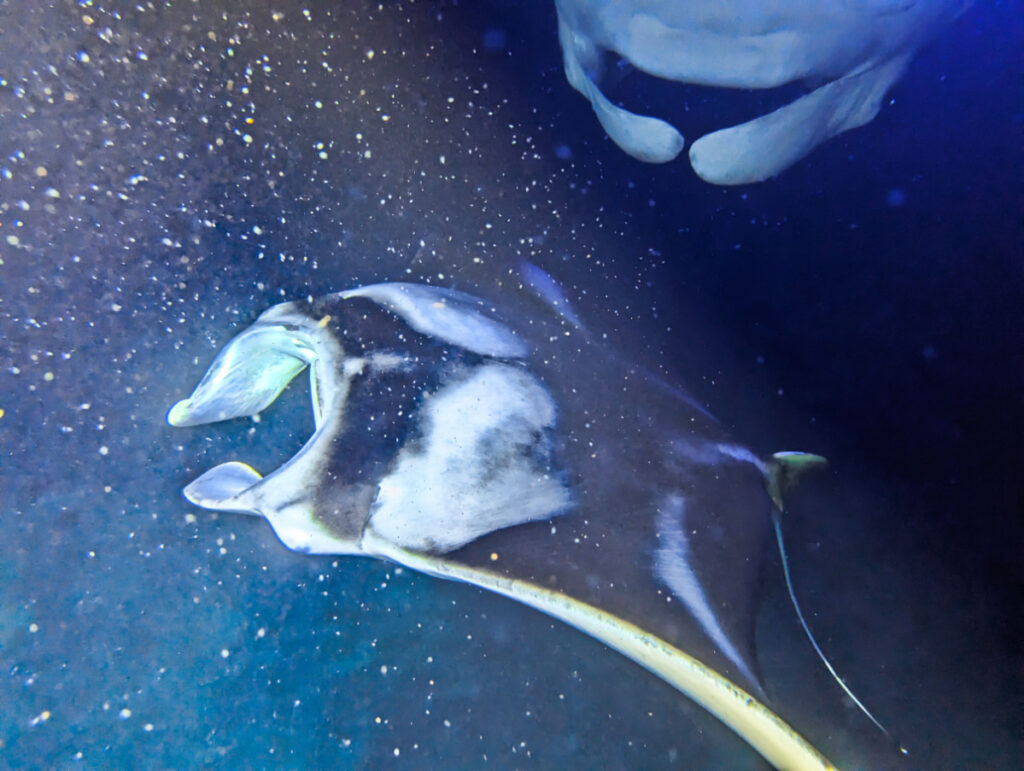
[364,530,838,771]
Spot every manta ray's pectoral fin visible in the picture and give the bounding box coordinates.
[183,461,264,515]
[362,530,837,771]
[167,323,317,427]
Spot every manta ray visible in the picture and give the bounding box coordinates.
[168,274,877,768]
[555,0,973,183]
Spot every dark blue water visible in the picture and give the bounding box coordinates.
[1,1,1020,768]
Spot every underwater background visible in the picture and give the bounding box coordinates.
[1,1,1021,768]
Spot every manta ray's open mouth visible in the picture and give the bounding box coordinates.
[167,283,571,556]
[602,55,815,141]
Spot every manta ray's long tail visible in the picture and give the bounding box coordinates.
[768,452,908,756]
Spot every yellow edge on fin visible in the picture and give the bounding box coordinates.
[363,530,836,771]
